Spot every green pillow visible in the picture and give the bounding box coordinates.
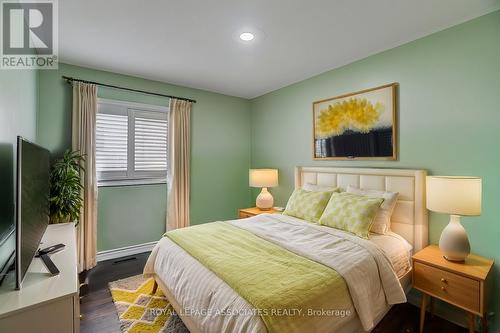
[319,192,383,239]
[283,188,336,222]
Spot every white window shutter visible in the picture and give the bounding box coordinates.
[134,115,168,173]
[96,99,169,185]
[96,113,128,172]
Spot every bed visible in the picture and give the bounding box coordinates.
[144,167,428,333]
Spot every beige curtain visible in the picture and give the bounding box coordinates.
[167,99,192,231]
[72,82,98,271]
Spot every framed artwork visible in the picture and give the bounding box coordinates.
[313,83,397,160]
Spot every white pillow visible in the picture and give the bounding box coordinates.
[302,183,339,192]
[346,185,399,234]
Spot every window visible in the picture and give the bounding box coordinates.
[96,99,168,186]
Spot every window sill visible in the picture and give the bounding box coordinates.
[98,178,167,188]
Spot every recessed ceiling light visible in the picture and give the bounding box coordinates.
[239,32,255,41]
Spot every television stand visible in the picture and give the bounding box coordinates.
[35,243,65,275]
[38,243,65,256]
[39,253,60,275]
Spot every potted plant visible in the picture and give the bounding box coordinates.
[49,150,85,224]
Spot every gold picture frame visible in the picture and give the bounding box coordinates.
[312,83,397,160]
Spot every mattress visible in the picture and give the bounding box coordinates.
[144,214,411,333]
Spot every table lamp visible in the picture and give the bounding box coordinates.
[249,169,278,210]
[426,176,482,261]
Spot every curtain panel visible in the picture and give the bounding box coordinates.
[167,98,192,230]
[71,82,98,271]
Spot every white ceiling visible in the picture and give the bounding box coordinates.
[60,0,500,99]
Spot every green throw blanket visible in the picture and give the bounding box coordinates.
[166,222,352,333]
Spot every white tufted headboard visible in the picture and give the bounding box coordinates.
[295,167,428,252]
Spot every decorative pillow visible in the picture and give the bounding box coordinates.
[346,185,399,234]
[319,192,384,239]
[283,188,334,223]
[302,183,339,193]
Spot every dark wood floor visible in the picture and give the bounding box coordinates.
[80,253,467,333]
[80,252,151,333]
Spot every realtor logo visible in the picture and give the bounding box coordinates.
[1,0,58,69]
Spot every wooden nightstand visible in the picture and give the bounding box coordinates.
[238,207,278,218]
[412,245,494,333]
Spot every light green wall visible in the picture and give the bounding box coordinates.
[38,63,252,251]
[97,185,166,250]
[250,10,500,330]
[0,70,38,270]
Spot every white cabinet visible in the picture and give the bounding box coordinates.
[0,223,79,333]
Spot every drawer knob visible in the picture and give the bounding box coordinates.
[441,278,447,283]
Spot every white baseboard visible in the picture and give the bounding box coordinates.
[96,241,157,262]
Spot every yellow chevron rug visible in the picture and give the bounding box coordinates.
[109,275,189,333]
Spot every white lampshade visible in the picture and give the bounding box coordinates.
[249,169,278,188]
[426,176,481,216]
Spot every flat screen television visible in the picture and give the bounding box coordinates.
[0,214,14,250]
[15,137,50,289]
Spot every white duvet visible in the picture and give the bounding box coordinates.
[144,214,407,333]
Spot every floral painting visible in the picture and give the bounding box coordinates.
[313,83,397,160]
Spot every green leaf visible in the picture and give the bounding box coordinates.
[49,150,86,222]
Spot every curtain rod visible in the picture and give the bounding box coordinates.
[62,76,197,103]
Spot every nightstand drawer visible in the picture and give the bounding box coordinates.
[414,262,480,313]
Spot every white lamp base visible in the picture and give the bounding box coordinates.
[439,215,471,262]
[256,187,274,210]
